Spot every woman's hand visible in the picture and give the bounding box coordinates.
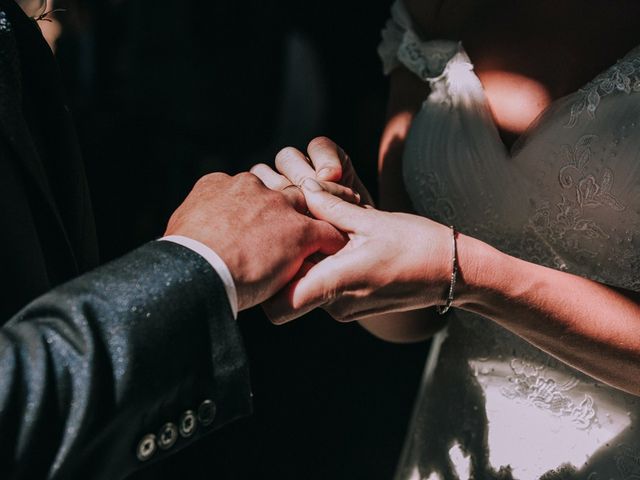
[264,137,447,342]
[259,178,640,396]
[250,139,364,214]
[262,179,453,324]
[272,137,375,208]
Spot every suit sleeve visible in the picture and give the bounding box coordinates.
[0,240,252,480]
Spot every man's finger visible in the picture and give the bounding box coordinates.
[301,178,367,233]
[307,136,347,182]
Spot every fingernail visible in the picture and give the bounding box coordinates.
[317,168,333,180]
[354,192,361,203]
[301,178,324,192]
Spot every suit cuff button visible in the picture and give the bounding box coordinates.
[179,410,197,438]
[197,399,217,427]
[136,434,157,462]
[157,422,178,450]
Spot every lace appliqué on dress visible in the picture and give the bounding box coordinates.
[530,134,626,253]
[568,51,640,127]
[502,359,597,430]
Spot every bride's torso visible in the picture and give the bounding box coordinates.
[395,2,640,479]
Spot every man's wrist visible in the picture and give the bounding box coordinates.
[160,235,238,318]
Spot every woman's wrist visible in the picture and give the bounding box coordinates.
[451,232,511,312]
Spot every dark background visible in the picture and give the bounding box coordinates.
[50,1,430,478]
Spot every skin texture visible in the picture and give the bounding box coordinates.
[258,137,445,342]
[164,172,346,311]
[260,178,452,324]
[265,141,640,396]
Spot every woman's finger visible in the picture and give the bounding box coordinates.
[307,137,375,206]
[251,163,359,212]
[250,163,291,190]
[301,178,367,232]
[275,147,316,186]
[320,181,361,205]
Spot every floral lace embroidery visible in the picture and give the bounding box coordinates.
[501,359,597,430]
[568,52,640,127]
[419,172,457,222]
[529,134,625,250]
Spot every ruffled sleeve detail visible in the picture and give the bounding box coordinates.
[378,0,480,107]
[378,0,464,79]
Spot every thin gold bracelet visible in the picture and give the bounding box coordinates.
[436,226,458,315]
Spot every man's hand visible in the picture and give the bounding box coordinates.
[262,179,453,324]
[165,172,346,311]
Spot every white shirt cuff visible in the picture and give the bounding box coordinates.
[159,235,238,319]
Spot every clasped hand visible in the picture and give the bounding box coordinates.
[251,137,454,324]
[165,137,455,324]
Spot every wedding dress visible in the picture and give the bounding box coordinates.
[380,2,640,479]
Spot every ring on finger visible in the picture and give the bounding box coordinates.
[282,184,303,192]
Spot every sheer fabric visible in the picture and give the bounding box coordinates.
[381,2,640,479]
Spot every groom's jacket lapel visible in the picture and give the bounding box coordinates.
[0,0,98,296]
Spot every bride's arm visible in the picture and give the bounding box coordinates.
[264,184,640,397]
[454,233,640,397]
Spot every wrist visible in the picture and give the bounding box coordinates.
[414,219,457,308]
[451,232,509,311]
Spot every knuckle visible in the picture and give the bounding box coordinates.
[235,171,262,186]
[195,172,226,188]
